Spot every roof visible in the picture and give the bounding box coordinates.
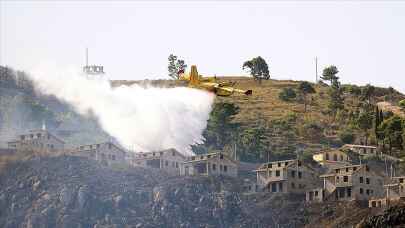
[319,173,336,177]
[313,149,348,156]
[255,159,296,170]
[320,164,384,178]
[76,142,127,154]
[254,159,317,173]
[18,129,65,144]
[384,183,399,187]
[133,148,186,159]
[184,152,238,165]
[392,176,405,179]
[343,144,377,149]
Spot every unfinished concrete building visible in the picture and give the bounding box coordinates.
[254,159,319,194]
[75,142,127,166]
[342,144,379,156]
[312,149,351,169]
[130,149,186,175]
[385,176,405,200]
[7,129,65,153]
[307,164,385,203]
[369,176,405,208]
[306,187,326,202]
[182,152,238,177]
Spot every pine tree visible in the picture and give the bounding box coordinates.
[321,65,339,85]
[327,79,344,118]
[168,54,187,80]
[168,54,178,79]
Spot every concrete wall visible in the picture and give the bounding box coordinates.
[183,153,238,177]
[131,150,186,175]
[306,188,324,202]
[351,169,384,201]
[256,160,318,194]
[77,143,126,166]
[11,131,65,152]
[322,165,385,202]
[285,166,318,194]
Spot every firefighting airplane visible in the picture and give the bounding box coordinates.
[179,65,252,97]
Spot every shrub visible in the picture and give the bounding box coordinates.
[342,84,361,95]
[399,99,405,110]
[303,122,323,141]
[339,130,355,144]
[278,87,297,101]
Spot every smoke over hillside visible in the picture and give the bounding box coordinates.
[29,65,214,155]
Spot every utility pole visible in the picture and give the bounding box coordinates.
[315,57,318,83]
[85,47,89,66]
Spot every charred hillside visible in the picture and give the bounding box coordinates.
[0,155,383,228]
[0,156,255,228]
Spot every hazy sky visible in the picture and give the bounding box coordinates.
[1,1,404,93]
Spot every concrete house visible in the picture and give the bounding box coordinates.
[306,188,326,203]
[130,148,186,175]
[385,176,405,200]
[313,149,351,169]
[369,176,405,208]
[307,164,385,203]
[75,142,127,166]
[182,152,238,177]
[7,129,65,152]
[342,144,378,156]
[254,159,319,194]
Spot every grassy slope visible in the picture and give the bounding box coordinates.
[112,77,405,160]
[113,77,324,128]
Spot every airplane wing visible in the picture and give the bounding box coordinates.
[215,86,252,96]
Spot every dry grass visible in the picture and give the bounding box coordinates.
[110,77,333,130]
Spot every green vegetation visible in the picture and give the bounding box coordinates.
[167,54,187,80]
[399,99,405,110]
[339,129,355,144]
[327,78,344,118]
[297,81,315,112]
[379,115,404,152]
[356,111,373,145]
[361,84,376,104]
[321,65,339,85]
[278,87,296,101]
[192,64,405,162]
[2,64,405,165]
[242,56,270,81]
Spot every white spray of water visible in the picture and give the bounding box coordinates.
[29,64,214,155]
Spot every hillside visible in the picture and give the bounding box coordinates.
[0,155,386,228]
[0,66,110,150]
[1,65,404,163]
[112,77,405,163]
[1,67,405,227]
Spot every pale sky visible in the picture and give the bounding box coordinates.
[1,1,404,93]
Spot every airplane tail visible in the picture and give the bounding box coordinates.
[178,65,200,85]
[189,65,200,85]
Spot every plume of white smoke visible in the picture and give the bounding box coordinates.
[29,64,214,155]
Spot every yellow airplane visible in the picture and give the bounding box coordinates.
[179,65,252,96]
